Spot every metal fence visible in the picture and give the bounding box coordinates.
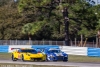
[0,40,98,48]
[0,40,65,45]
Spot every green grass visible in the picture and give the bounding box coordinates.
[0,53,11,60]
[0,53,100,63]
[0,63,73,67]
[68,55,100,63]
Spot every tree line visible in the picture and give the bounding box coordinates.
[0,0,100,41]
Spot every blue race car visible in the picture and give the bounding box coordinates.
[37,48,68,61]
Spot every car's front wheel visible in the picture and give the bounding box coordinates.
[12,54,17,61]
[63,59,68,62]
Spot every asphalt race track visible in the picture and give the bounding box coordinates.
[0,60,100,67]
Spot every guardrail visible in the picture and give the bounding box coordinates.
[0,45,100,57]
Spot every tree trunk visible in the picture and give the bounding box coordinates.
[81,34,83,47]
[28,34,31,45]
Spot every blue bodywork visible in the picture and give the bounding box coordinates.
[36,47,68,61]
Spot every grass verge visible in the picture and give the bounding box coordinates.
[0,53,100,63]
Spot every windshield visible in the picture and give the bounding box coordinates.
[37,48,45,52]
[48,50,61,53]
[21,49,37,53]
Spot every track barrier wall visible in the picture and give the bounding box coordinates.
[0,45,9,53]
[0,45,100,57]
[31,45,59,49]
[60,46,87,56]
[87,47,100,57]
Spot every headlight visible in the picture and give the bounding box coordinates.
[42,52,45,54]
[42,53,46,56]
[50,55,54,57]
[60,54,63,56]
[64,55,68,57]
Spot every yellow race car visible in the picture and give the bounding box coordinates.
[11,48,46,61]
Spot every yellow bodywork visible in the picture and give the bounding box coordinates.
[12,48,46,61]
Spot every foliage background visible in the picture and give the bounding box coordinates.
[0,0,100,41]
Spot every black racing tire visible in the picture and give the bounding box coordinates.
[53,60,57,62]
[12,54,17,61]
[63,60,68,62]
[21,55,25,62]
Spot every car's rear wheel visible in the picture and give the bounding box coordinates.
[21,55,25,62]
[12,54,17,61]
